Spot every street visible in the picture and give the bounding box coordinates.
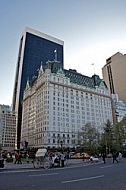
[0,158,126,190]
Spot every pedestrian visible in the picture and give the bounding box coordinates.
[112,152,118,163]
[118,151,122,162]
[60,152,65,167]
[102,153,106,164]
[18,152,22,164]
[51,153,56,167]
[14,151,19,164]
[65,151,70,165]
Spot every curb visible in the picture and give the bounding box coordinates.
[2,159,100,171]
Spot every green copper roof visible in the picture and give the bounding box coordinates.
[57,68,64,74]
[27,60,107,90]
[64,69,95,88]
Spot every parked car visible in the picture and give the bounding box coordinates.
[0,157,4,168]
[106,154,113,158]
[69,152,75,159]
[73,153,90,159]
[90,156,99,162]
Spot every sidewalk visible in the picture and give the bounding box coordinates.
[2,159,91,171]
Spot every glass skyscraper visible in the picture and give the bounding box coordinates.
[12,27,64,148]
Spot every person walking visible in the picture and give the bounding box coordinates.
[102,153,106,164]
[65,151,70,165]
[18,152,22,164]
[112,152,118,163]
[60,152,65,167]
[118,151,122,162]
[14,152,19,164]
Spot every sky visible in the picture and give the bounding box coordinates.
[1,0,126,106]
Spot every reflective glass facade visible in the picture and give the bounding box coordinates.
[12,27,64,148]
[21,32,63,101]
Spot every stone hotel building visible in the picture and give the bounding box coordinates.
[21,61,113,148]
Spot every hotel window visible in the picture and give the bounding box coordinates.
[66,123,69,127]
[76,101,79,105]
[66,118,69,122]
[71,90,73,95]
[82,115,85,119]
[72,119,75,123]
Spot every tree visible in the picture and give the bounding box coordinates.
[114,116,126,150]
[79,123,100,154]
[104,119,114,154]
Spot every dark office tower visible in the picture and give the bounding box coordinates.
[12,27,64,148]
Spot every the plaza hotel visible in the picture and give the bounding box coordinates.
[21,60,113,148]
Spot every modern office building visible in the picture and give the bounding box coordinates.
[0,105,16,151]
[111,94,126,124]
[21,61,113,148]
[102,52,126,105]
[12,27,64,148]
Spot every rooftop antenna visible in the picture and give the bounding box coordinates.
[91,63,95,75]
[54,49,57,61]
[91,63,96,86]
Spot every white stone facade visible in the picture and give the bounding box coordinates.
[21,66,113,148]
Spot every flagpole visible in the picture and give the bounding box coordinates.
[91,63,95,75]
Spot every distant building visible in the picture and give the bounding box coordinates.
[102,52,126,105]
[12,27,64,148]
[0,105,16,151]
[21,61,113,148]
[111,94,126,124]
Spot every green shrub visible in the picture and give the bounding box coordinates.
[6,157,13,162]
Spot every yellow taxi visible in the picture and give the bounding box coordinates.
[73,152,90,159]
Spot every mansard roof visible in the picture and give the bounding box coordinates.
[26,60,107,90]
[64,69,94,88]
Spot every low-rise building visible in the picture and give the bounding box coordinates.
[0,104,16,151]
